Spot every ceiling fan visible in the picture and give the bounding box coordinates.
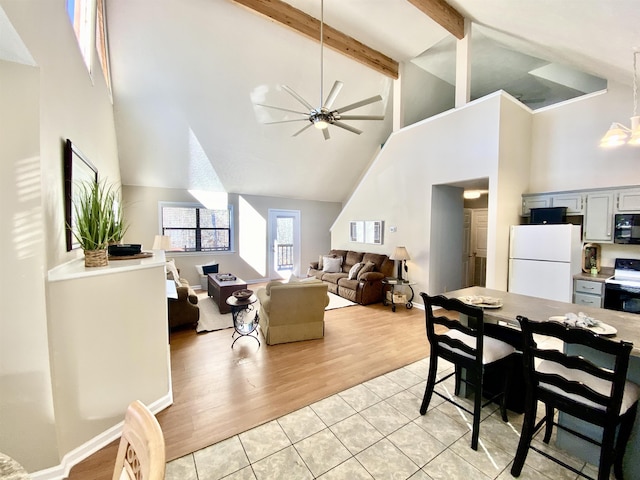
[256,0,384,140]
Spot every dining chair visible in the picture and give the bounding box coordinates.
[511,316,639,480]
[112,400,166,480]
[419,293,516,450]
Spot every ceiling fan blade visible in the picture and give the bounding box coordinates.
[323,81,343,110]
[332,121,362,135]
[322,128,330,140]
[339,115,385,121]
[292,123,314,137]
[335,95,382,114]
[264,119,310,124]
[256,103,309,115]
[282,85,315,111]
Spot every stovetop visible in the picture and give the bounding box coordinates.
[606,258,640,287]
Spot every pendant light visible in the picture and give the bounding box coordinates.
[600,50,640,147]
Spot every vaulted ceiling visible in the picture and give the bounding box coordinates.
[107,0,640,203]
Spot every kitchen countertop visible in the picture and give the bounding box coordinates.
[573,267,613,283]
[444,286,640,356]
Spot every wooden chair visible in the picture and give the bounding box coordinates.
[112,400,166,480]
[511,316,640,480]
[419,293,516,450]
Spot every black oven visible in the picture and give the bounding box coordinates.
[604,282,640,313]
[604,258,640,314]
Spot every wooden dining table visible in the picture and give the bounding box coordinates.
[441,286,640,478]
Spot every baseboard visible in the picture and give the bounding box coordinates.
[28,392,173,480]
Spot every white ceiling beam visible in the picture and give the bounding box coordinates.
[230,0,399,79]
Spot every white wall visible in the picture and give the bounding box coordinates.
[400,61,455,128]
[531,82,640,193]
[0,0,121,473]
[0,59,59,472]
[333,94,527,299]
[122,185,342,286]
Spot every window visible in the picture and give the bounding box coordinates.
[66,0,92,73]
[160,203,233,252]
[95,0,112,96]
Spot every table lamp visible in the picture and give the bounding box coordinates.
[390,246,410,282]
[152,235,172,251]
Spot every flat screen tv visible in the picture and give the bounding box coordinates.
[64,139,98,251]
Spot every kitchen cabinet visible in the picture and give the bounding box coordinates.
[521,194,551,216]
[616,188,640,212]
[552,193,584,215]
[573,279,604,308]
[583,192,614,242]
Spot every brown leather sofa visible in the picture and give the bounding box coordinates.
[307,249,394,305]
[168,275,200,330]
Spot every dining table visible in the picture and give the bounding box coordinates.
[443,286,640,356]
[442,286,640,478]
[0,453,30,480]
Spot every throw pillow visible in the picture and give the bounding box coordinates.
[166,259,181,286]
[322,256,342,273]
[357,261,376,279]
[288,275,300,283]
[348,262,364,280]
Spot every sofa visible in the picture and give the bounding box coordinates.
[256,278,329,345]
[307,249,395,305]
[166,259,200,330]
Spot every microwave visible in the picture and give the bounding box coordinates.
[614,214,640,244]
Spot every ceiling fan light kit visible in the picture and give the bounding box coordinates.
[601,50,640,147]
[259,0,384,140]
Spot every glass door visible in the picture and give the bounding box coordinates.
[268,209,300,280]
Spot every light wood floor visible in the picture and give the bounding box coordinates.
[67,298,429,479]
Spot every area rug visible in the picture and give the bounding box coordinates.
[326,292,356,310]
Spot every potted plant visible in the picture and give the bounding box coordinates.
[71,179,121,267]
[106,193,129,245]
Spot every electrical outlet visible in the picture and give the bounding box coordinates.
[390,226,397,233]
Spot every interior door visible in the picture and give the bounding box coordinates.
[268,209,300,280]
[471,208,488,286]
[462,209,473,287]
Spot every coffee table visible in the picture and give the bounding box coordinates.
[208,274,247,314]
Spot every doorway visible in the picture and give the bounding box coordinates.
[464,208,488,287]
[267,209,301,280]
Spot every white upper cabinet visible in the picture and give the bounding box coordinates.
[551,193,584,215]
[584,192,614,242]
[616,188,640,212]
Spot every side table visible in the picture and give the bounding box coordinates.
[382,278,416,312]
[226,294,260,348]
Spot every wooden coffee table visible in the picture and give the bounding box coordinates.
[208,274,247,314]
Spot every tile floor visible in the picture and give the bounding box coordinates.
[164,356,604,480]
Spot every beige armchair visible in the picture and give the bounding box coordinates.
[256,279,329,345]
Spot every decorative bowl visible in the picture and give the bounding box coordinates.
[233,289,253,301]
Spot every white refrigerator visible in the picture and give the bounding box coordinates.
[508,224,582,303]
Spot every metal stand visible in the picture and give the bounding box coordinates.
[227,295,260,348]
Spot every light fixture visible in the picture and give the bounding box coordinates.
[152,235,172,251]
[600,50,640,147]
[390,246,410,282]
[463,190,482,199]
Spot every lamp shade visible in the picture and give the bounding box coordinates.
[600,122,630,147]
[152,235,172,250]
[390,246,410,261]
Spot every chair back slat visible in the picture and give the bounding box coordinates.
[422,294,484,365]
[517,316,633,419]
